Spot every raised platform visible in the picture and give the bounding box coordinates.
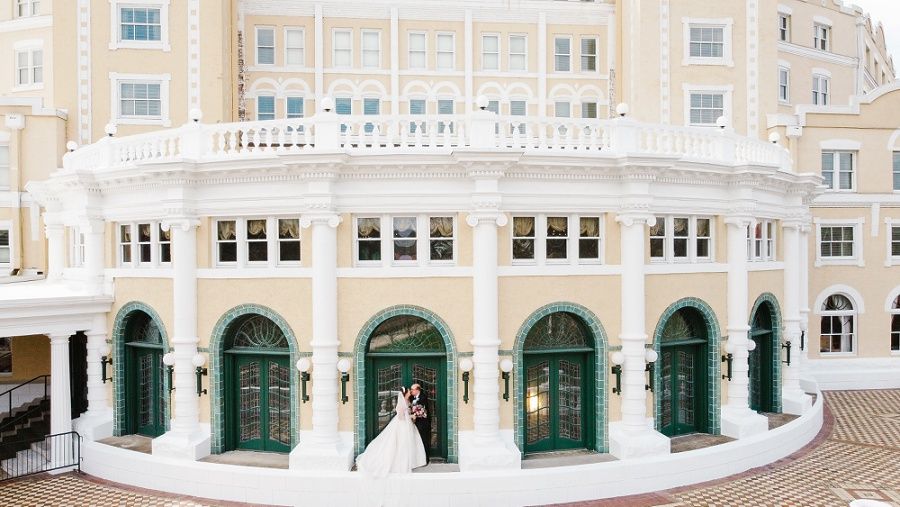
[805,357,900,391]
[77,384,824,506]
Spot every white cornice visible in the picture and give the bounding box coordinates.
[777,41,857,67]
[0,15,52,33]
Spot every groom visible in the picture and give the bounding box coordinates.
[410,383,431,462]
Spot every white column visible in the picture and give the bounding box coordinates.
[609,213,669,459]
[73,314,114,441]
[152,218,210,460]
[45,223,66,281]
[48,332,75,471]
[82,219,105,293]
[799,222,811,365]
[782,221,812,415]
[291,213,353,470]
[720,217,768,438]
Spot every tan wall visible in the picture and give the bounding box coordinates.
[2,335,50,383]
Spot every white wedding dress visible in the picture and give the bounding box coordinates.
[356,391,427,477]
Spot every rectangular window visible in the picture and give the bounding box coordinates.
[285,28,305,66]
[581,37,598,71]
[158,224,171,263]
[510,100,526,134]
[409,32,427,70]
[409,99,426,133]
[821,314,853,353]
[0,229,10,265]
[436,33,454,71]
[361,30,380,69]
[482,34,499,71]
[812,75,829,105]
[546,217,568,260]
[650,218,666,259]
[673,217,689,259]
[689,26,724,58]
[581,102,598,119]
[512,216,536,261]
[216,220,237,263]
[689,92,724,125]
[16,0,38,17]
[766,221,775,260]
[286,97,304,119]
[893,152,900,191]
[119,224,132,264]
[120,82,162,118]
[393,217,417,262]
[246,219,268,263]
[696,218,711,259]
[333,29,352,67]
[779,14,790,42]
[820,226,855,258]
[892,226,900,258]
[814,24,829,51]
[121,7,161,42]
[363,98,379,133]
[821,151,854,191]
[651,216,713,262]
[509,35,527,71]
[256,95,275,121]
[778,67,790,102]
[0,146,9,190]
[554,37,571,72]
[753,222,764,259]
[0,337,10,374]
[356,217,381,262]
[278,218,301,262]
[136,223,151,263]
[256,27,275,65]
[555,101,570,118]
[336,97,351,133]
[438,99,454,134]
[579,217,601,260]
[15,49,42,87]
[429,217,454,262]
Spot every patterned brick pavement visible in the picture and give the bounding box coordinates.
[1,391,898,506]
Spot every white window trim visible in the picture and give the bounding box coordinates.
[108,0,171,52]
[510,214,606,266]
[109,72,171,126]
[352,214,458,268]
[408,31,428,71]
[748,219,777,262]
[553,35,572,73]
[682,17,734,67]
[813,22,831,52]
[284,27,305,68]
[255,26,276,66]
[212,217,301,268]
[332,28,353,69]
[256,93,276,121]
[682,84,734,127]
[435,32,456,71]
[360,29,381,70]
[481,33,501,72]
[12,39,43,91]
[818,295,857,356]
[69,226,85,268]
[0,220,13,270]
[117,221,170,268]
[886,218,900,267]
[508,33,528,72]
[579,35,599,73]
[778,66,790,104]
[814,218,865,267]
[16,0,40,18]
[820,149,857,192]
[649,215,715,264]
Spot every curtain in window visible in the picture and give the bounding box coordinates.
[673,218,688,234]
[514,217,535,237]
[247,219,267,237]
[580,217,599,237]
[430,217,453,238]
[139,224,152,241]
[393,217,417,237]
[218,221,236,240]
[547,217,568,235]
[121,225,132,242]
[358,218,380,238]
[159,225,171,241]
[279,219,299,239]
[696,219,710,237]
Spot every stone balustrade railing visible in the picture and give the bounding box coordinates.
[61,112,792,173]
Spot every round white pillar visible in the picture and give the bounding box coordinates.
[45,223,66,281]
[799,222,811,363]
[48,333,73,435]
[782,221,811,415]
[82,219,106,292]
[84,314,109,416]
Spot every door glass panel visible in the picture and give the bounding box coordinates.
[558,359,582,441]
[239,361,261,444]
[525,361,550,445]
[749,337,762,411]
[268,361,290,446]
[678,350,695,427]
[139,353,153,428]
[376,363,402,436]
[661,350,672,430]
[412,363,438,452]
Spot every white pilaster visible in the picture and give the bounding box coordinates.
[799,221,811,365]
[48,332,75,472]
[721,217,768,438]
[152,218,210,460]
[782,221,812,415]
[45,223,66,281]
[73,314,114,441]
[291,212,354,470]
[609,213,670,459]
[81,218,105,293]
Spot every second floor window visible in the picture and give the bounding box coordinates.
[361,30,380,69]
[509,35,527,71]
[689,26,724,58]
[482,35,499,71]
[778,14,790,42]
[286,97,304,119]
[16,49,42,87]
[748,220,776,261]
[121,7,161,42]
[118,223,170,266]
[689,92,724,125]
[409,33,427,70]
[778,67,790,102]
[555,101,570,118]
[554,37,571,72]
[333,30,352,67]
[436,33,454,70]
[650,216,712,262]
[820,225,854,258]
[893,151,900,191]
[120,82,161,118]
[256,95,275,121]
[16,0,38,17]
[822,151,854,191]
[512,215,604,263]
[354,215,455,265]
[215,218,300,266]
[285,28,304,66]
[256,27,275,65]
[581,37,598,71]
[891,226,900,259]
[813,24,829,51]
[812,75,829,105]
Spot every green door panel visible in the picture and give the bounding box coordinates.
[229,354,290,453]
[659,343,707,437]
[125,345,165,438]
[523,353,591,453]
[750,329,774,413]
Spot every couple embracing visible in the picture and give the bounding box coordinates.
[356,384,431,478]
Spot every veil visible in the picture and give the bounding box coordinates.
[394,390,409,421]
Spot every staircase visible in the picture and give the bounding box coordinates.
[0,398,51,459]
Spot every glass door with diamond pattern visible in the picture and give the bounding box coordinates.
[228,353,291,452]
[125,343,165,437]
[749,305,775,413]
[659,344,707,436]
[523,353,589,453]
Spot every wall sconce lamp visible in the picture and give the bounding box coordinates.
[192,353,208,397]
[460,358,474,403]
[799,330,805,351]
[296,358,311,403]
[782,340,792,366]
[337,359,352,404]
[162,352,176,393]
[100,344,113,384]
[644,349,658,391]
[610,352,624,395]
[499,358,513,402]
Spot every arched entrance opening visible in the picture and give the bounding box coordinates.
[521,312,595,453]
[749,300,778,413]
[364,314,448,460]
[123,311,167,437]
[223,314,291,452]
[657,307,712,437]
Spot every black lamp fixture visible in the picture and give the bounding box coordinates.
[192,353,208,397]
[296,358,311,403]
[782,340,792,366]
[460,358,473,404]
[645,349,658,392]
[499,358,513,402]
[163,353,175,393]
[610,351,624,395]
[100,344,113,384]
[337,359,352,404]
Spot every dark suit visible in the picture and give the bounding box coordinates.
[411,391,431,461]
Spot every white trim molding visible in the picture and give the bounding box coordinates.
[681,17,734,67]
[813,284,866,315]
[813,217,865,267]
[682,84,734,127]
[819,139,861,151]
[886,217,900,267]
[108,72,172,126]
[108,0,171,52]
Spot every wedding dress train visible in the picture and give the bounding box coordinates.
[356,391,427,478]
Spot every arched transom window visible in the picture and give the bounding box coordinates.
[820,294,855,354]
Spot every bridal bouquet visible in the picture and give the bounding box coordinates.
[410,404,427,420]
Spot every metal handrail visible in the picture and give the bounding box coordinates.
[0,431,82,481]
[1,375,50,414]
[0,375,50,434]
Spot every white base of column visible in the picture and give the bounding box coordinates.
[151,424,211,461]
[782,388,813,415]
[720,406,769,439]
[609,419,671,460]
[72,410,114,441]
[457,430,521,471]
[289,431,354,471]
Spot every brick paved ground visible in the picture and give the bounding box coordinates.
[1,390,897,507]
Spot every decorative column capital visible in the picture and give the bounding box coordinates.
[46,332,72,343]
[300,213,342,229]
[615,212,656,228]
[466,211,507,228]
[76,217,106,234]
[161,217,201,233]
[781,218,804,231]
[724,215,754,229]
[43,222,65,238]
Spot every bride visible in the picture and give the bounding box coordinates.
[356,387,427,477]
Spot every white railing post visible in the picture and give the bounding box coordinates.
[610,117,641,155]
[313,105,342,150]
[717,129,737,165]
[469,101,497,149]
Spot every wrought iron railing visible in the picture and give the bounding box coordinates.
[0,375,50,434]
[0,431,82,481]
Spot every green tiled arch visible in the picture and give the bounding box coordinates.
[111,301,171,437]
[512,302,609,455]
[750,293,784,413]
[352,305,459,463]
[208,304,300,454]
[652,297,722,435]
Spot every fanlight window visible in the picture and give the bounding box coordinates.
[820,294,855,354]
[231,315,289,349]
[752,305,772,332]
[128,314,162,344]
[524,312,590,351]
[368,315,445,353]
[661,309,706,342]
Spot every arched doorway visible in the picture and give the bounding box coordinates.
[749,296,780,413]
[521,312,595,454]
[656,305,717,437]
[123,312,167,437]
[364,314,448,460]
[223,314,291,452]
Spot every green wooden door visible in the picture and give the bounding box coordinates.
[228,353,291,452]
[523,353,590,453]
[367,356,446,459]
[125,343,165,437]
[749,329,774,413]
[659,344,707,436]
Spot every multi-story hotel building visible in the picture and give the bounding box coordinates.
[0,0,895,503]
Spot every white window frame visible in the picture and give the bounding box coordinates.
[332,28,353,69]
[812,73,830,106]
[554,101,571,118]
[0,221,12,270]
[577,216,604,264]
[682,18,734,67]
[884,218,900,267]
[778,13,790,42]
[554,36,572,72]
[69,226,85,268]
[891,293,900,353]
[255,26,276,66]
[352,214,458,268]
[213,219,238,267]
[508,34,527,72]
[158,223,171,265]
[408,31,428,71]
[747,219,777,262]
[110,1,170,51]
[813,23,830,52]
[683,84,733,127]
[16,0,39,18]
[211,217,300,268]
[649,215,716,263]
[354,216,384,267]
[0,142,9,191]
[814,218,865,267]
[285,95,304,120]
[819,294,857,355]
[893,151,900,193]
[13,41,43,90]
[436,32,455,71]
[117,221,170,268]
[427,216,456,264]
[284,27,305,67]
[778,66,790,103]
[820,149,856,192]
[244,218,270,266]
[511,214,606,266]
[361,29,381,70]
[482,33,500,71]
[256,94,276,121]
[580,36,599,72]
[109,72,171,126]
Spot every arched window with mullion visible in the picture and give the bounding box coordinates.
[820,294,855,354]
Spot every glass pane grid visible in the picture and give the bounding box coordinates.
[239,361,261,443]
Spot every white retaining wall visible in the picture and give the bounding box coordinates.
[806,358,900,391]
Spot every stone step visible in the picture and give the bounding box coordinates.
[1,447,50,476]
